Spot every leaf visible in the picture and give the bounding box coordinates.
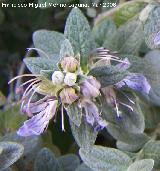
[75,163,93,171]
[112,1,146,27]
[143,5,160,49]
[107,123,150,147]
[103,20,144,55]
[102,94,145,134]
[70,118,97,150]
[40,70,53,79]
[119,54,145,73]
[24,57,55,74]
[0,106,26,136]
[41,131,61,157]
[142,140,160,169]
[92,18,117,46]
[79,145,132,171]
[139,100,160,129]
[117,141,142,152]
[33,30,65,59]
[143,50,160,106]
[66,103,82,127]
[0,132,43,171]
[64,8,93,71]
[89,65,128,88]
[34,148,63,171]
[58,154,80,171]
[0,141,24,170]
[127,159,154,171]
[59,39,74,58]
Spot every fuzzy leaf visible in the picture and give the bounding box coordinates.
[103,98,145,134]
[116,141,142,152]
[127,159,154,171]
[0,132,42,171]
[0,106,26,136]
[66,103,82,127]
[33,30,65,59]
[142,140,160,169]
[112,1,146,27]
[24,57,55,74]
[143,5,160,49]
[60,39,74,58]
[89,65,128,88]
[143,50,160,106]
[92,18,116,46]
[58,154,80,171]
[107,123,150,146]
[0,141,24,170]
[79,145,132,171]
[64,8,93,71]
[34,148,63,171]
[75,163,93,171]
[70,118,97,150]
[104,20,144,55]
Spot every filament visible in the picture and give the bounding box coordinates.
[8,74,41,84]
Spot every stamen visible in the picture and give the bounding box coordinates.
[94,57,129,64]
[19,78,39,87]
[27,85,41,117]
[119,102,133,111]
[8,74,41,84]
[22,80,40,100]
[61,105,65,132]
[20,81,40,112]
[114,99,120,117]
[27,48,50,59]
[118,90,135,104]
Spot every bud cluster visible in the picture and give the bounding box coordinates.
[51,56,101,105]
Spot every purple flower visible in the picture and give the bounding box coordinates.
[115,73,151,94]
[80,76,101,98]
[154,31,160,46]
[81,98,107,131]
[17,100,58,136]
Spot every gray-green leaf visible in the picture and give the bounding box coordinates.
[0,141,24,170]
[89,65,128,88]
[79,145,132,171]
[64,8,93,71]
[59,39,74,58]
[58,154,80,171]
[66,103,82,127]
[24,57,55,74]
[127,159,154,171]
[70,118,97,150]
[92,18,117,46]
[143,5,160,49]
[142,140,160,169]
[104,20,144,55]
[34,148,63,171]
[33,30,65,58]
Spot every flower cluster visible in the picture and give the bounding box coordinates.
[9,56,106,136]
[9,47,151,137]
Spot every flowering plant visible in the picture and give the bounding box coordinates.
[1,1,160,171]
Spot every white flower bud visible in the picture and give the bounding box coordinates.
[64,73,77,86]
[52,71,64,85]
